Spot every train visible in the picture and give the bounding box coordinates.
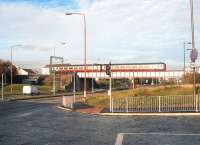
[48,62,166,72]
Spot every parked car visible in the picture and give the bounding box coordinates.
[23,85,40,95]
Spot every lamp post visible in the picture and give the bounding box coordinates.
[189,0,198,112]
[65,12,87,99]
[184,42,192,76]
[10,44,22,93]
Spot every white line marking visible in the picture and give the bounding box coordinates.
[115,133,124,145]
[114,132,200,145]
[16,109,43,118]
[123,132,200,136]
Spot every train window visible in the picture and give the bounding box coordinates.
[88,66,92,70]
[114,66,119,69]
[132,65,136,69]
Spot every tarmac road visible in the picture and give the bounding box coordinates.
[1,97,200,145]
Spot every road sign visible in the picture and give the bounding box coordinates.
[190,49,198,63]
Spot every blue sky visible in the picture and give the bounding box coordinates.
[0,0,76,6]
[0,0,199,69]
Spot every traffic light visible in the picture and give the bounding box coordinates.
[106,64,111,76]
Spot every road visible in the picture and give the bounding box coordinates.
[1,97,200,145]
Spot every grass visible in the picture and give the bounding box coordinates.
[1,84,54,97]
[86,85,194,108]
[1,84,79,100]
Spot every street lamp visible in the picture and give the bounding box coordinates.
[10,44,22,93]
[65,12,87,99]
[184,42,192,76]
[189,0,198,112]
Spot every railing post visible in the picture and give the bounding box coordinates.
[196,94,198,112]
[126,97,128,113]
[159,96,161,112]
[112,98,114,113]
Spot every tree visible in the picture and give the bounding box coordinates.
[183,73,200,84]
[0,60,17,83]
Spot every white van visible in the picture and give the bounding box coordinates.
[23,85,40,95]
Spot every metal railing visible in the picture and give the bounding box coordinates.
[112,95,200,113]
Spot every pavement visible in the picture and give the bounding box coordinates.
[1,97,200,145]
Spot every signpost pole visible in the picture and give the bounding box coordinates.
[108,62,112,112]
[73,71,76,107]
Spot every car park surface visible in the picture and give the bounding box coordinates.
[1,97,200,145]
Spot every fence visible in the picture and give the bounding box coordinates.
[112,95,200,113]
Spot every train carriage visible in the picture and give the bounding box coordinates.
[49,62,166,73]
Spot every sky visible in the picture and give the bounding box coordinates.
[0,0,199,70]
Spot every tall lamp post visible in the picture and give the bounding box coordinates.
[65,12,87,99]
[189,0,198,112]
[184,42,192,76]
[10,44,22,93]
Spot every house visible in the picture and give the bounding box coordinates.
[16,67,38,84]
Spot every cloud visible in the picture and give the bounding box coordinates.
[0,0,199,70]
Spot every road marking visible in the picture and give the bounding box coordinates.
[114,132,200,145]
[57,106,72,112]
[123,132,200,136]
[16,109,43,118]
